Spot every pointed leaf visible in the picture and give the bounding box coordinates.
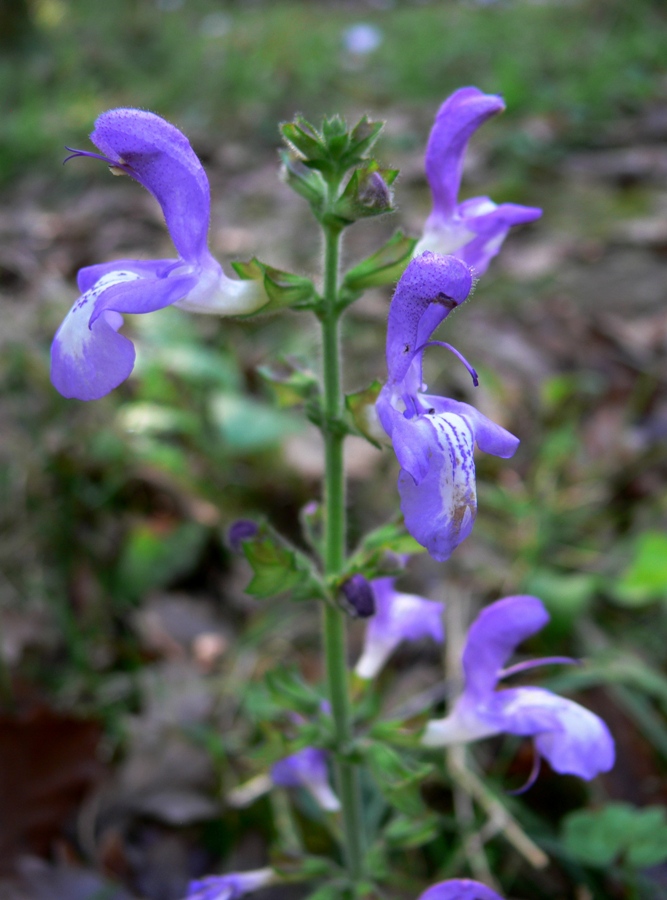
[258,358,320,409]
[343,231,418,293]
[345,380,383,448]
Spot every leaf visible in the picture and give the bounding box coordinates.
[345,521,424,581]
[258,358,320,409]
[209,393,302,452]
[384,813,440,848]
[612,531,667,606]
[342,231,417,293]
[281,120,327,162]
[365,743,432,816]
[116,520,208,603]
[562,803,667,868]
[344,380,383,448]
[265,666,326,717]
[240,522,325,601]
[232,254,318,313]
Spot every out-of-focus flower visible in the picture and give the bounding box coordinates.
[376,252,519,561]
[52,108,265,400]
[415,87,541,275]
[227,520,260,553]
[271,747,340,812]
[342,23,383,56]
[341,573,376,618]
[355,575,444,679]
[185,867,274,900]
[423,595,615,782]
[418,879,504,900]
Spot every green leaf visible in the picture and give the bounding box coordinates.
[365,743,432,816]
[232,253,318,314]
[344,380,383,448]
[240,522,326,601]
[342,231,417,294]
[344,116,385,165]
[281,119,327,162]
[279,148,328,212]
[265,666,326,717]
[562,803,667,868]
[116,520,207,603]
[258,358,320,409]
[612,531,667,606]
[209,393,302,453]
[384,813,440,848]
[522,568,596,629]
[345,521,425,581]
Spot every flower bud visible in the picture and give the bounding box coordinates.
[340,574,376,618]
[358,170,393,211]
[228,519,259,553]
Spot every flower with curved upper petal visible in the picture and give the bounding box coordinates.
[51,108,266,401]
[271,747,340,812]
[355,574,444,679]
[418,879,504,900]
[415,87,541,275]
[185,868,274,900]
[423,595,615,782]
[376,251,519,561]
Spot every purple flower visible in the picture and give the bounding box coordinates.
[270,747,340,812]
[355,575,444,679]
[52,109,265,401]
[185,868,273,900]
[423,595,615,782]
[418,880,504,900]
[341,573,376,618]
[415,87,542,275]
[376,252,519,562]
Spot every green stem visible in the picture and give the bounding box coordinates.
[320,220,365,885]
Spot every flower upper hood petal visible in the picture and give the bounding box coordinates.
[425,87,505,219]
[386,252,473,384]
[91,108,210,262]
[461,595,549,700]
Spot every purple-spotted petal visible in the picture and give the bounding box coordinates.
[355,577,444,679]
[91,108,210,262]
[390,411,437,484]
[51,268,198,401]
[424,87,504,219]
[495,687,615,779]
[423,396,519,459]
[462,596,549,700]
[418,879,505,900]
[271,748,340,812]
[398,413,476,562]
[386,253,473,384]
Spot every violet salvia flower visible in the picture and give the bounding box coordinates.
[415,87,542,276]
[418,879,504,900]
[52,109,266,401]
[355,575,444,679]
[376,252,519,561]
[270,747,340,812]
[423,595,615,781]
[185,868,274,900]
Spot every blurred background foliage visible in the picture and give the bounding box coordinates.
[2,0,667,898]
